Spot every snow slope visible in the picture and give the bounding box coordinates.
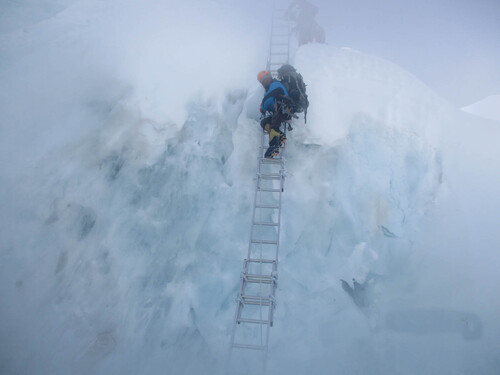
[462,94,500,122]
[1,2,500,375]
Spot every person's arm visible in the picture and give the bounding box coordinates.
[261,96,275,113]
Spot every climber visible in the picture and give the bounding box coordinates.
[257,70,294,158]
[288,0,318,24]
[287,0,326,46]
[296,20,325,45]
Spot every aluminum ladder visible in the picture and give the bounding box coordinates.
[227,130,288,375]
[267,5,291,76]
[227,5,290,374]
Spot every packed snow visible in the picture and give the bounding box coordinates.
[1,1,499,375]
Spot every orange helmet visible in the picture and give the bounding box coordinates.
[257,70,271,83]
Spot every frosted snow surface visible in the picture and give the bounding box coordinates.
[1,2,500,375]
[462,94,500,122]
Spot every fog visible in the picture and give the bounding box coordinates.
[1,1,499,374]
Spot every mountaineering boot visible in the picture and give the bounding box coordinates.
[265,143,280,158]
[265,136,280,158]
[279,131,287,147]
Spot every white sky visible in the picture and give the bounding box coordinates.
[312,0,500,107]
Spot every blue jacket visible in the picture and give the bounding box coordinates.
[260,80,289,114]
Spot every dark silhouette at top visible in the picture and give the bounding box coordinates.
[288,0,326,46]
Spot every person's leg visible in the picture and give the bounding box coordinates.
[260,116,272,133]
[269,128,281,144]
[270,115,287,146]
[260,116,278,158]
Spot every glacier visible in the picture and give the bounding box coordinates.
[1,1,500,375]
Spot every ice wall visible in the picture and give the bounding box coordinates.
[1,2,500,375]
[268,45,500,374]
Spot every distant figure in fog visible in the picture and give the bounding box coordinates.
[288,0,326,45]
[288,0,318,22]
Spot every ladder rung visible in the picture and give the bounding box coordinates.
[245,272,275,279]
[255,204,280,209]
[260,172,282,177]
[244,273,276,284]
[237,317,270,325]
[246,258,276,264]
[259,173,282,180]
[240,295,274,306]
[251,239,277,244]
[258,188,281,193]
[271,52,289,55]
[261,159,283,165]
[242,300,271,306]
[241,294,273,301]
[232,343,267,351]
[272,43,289,46]
[272,34,289,37]
[253,221,279,227]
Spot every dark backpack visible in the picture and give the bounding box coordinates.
[277,64,309,119]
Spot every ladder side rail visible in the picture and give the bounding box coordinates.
[274,124,287,263]
[246,130,266,260]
